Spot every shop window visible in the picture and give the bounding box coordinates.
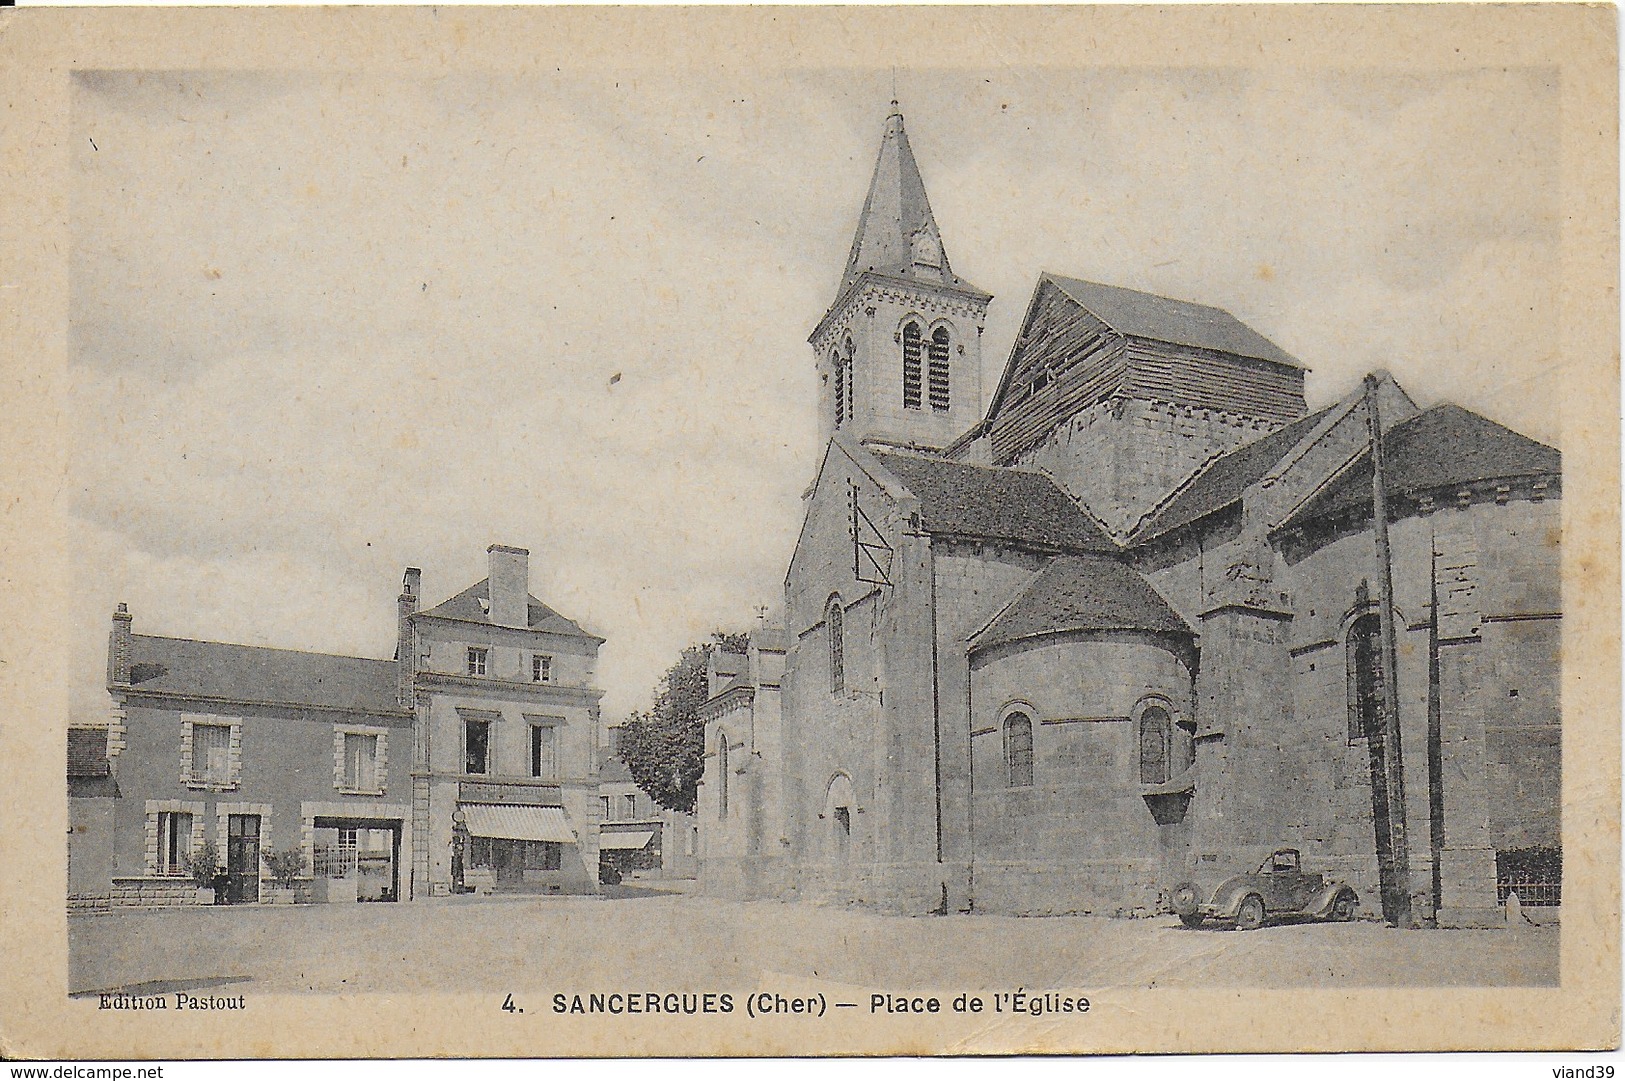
[1003,712,1034,787]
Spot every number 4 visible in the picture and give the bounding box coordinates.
[501,993,519,1014]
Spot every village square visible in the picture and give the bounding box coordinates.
[66,69,1564,998]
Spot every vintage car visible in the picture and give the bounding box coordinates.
[1169,848,1359,930]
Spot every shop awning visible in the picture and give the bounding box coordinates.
[461,802,575,843]
[599,831,654,851]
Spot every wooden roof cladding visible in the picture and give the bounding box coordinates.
[990,281,1126,464]
[988,276,1306,464]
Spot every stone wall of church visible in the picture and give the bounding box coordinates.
[967,632,1195,916]
[779,443,947,912]
[1013,399,1272,537]
[1275,487,1560,922]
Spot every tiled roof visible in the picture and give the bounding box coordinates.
[872,451,1118,553]
[597,755,634,783]
[971,556,1194,652]
[417,579,598,639]
[1045,274,1301,369]
[68,727,111,778]
[1288,404,1560,524]
[121,634,406,715]
[1135,407,1334,541]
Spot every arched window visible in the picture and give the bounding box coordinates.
[842,339,856,423]
[901,322,923,410]
[1139,704,1172,785]
[1347,613,1385,742]
[928,327,951,412]
[1003,711,1034,787]
[716,734,729,819]
[831,349,844,428]
[827,596,845,696]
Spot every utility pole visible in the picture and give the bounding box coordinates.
[1365,374,1414,928]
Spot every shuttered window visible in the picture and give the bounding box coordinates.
[928,327,951,411]
[901,322,923,409]
[827,596,845,696]
[832,349,845,427]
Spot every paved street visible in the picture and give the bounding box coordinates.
[69,885,1559,997]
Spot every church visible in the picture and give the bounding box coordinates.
[697,105,1562,927]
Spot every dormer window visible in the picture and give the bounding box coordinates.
[466,647,488,677]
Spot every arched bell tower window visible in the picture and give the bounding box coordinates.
[1003,711,1034,787]
[831,348,844,428]
[1347,613,1385,743]
[842,337,855,423]
[928,327,951,412]
[901,322,923,410]
[827,595,845,696]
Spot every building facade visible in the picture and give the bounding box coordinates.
[697,630,787,898]
[407,545,606,897]
[698,105,1562,926]
[86,543,612,906]
[101,604,416,907]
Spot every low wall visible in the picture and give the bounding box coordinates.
[111,877,202,907]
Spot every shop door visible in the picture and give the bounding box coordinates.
[227,814,261,903]
[493,840,524,888]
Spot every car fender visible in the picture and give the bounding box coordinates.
[1305,882,1355,918]
[1207,878,1258,919]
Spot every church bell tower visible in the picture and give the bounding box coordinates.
[809,104,992,452]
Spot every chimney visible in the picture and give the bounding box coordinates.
[108,603,133,686]
[487,545,530,629]
[397,569,420,709]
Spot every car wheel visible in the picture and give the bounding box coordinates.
[1332,890,1357,922]
[1169,882,1201,919]
[1235,894,1266,931]
[1178,913,1204,929]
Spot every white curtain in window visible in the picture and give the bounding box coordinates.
[193,724,232,783]
[345,733,378,790]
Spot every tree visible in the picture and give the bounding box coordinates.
[619,630,748,813]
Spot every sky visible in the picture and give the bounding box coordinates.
[67,65,1562,727]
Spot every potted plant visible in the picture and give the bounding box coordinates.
[183,839,222,905]
[261,846,305,904]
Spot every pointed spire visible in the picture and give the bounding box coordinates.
[840,107,982,296]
